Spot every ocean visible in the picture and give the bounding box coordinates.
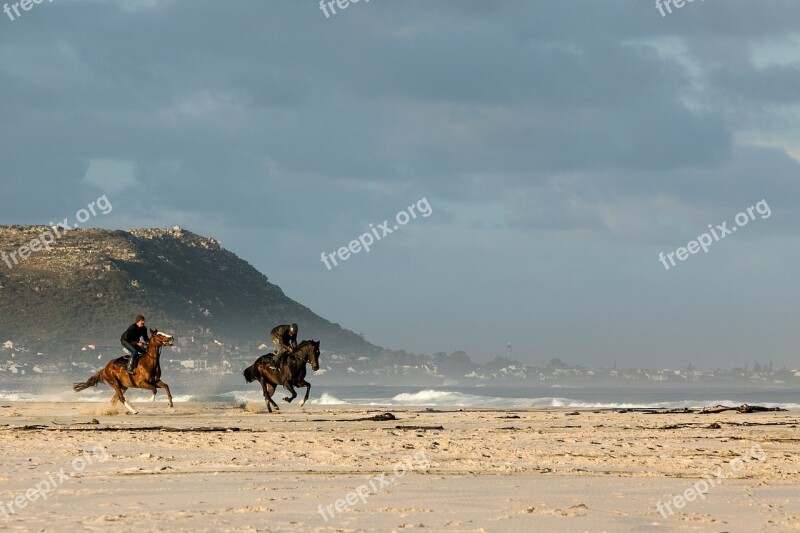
[1,374,798,410]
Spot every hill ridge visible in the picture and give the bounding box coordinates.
[0,225,378,356]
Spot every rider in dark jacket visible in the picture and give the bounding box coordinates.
[270,323,298,370]
[120,315,149,374]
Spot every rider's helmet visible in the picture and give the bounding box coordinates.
[289,323,298,334]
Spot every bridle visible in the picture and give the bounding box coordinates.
[290,343,317,366]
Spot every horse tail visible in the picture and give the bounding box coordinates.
[243,363,258,383]
[73,371,103,392]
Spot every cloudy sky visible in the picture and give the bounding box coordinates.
[2,0,799,368]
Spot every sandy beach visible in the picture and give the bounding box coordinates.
[0,401,798,532]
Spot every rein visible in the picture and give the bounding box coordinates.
[286,343,311,364]
[141,342,163,360]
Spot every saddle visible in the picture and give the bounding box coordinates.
[262,352,287,382]
[112,355,132,368]
[265,351,280,369]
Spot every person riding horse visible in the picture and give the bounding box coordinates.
[121,315,149,374]
[270,323,298,370]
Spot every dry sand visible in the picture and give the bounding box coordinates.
[0,400,798,532]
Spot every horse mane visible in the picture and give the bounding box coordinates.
[296,339,317,349]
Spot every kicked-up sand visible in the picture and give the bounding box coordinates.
[0,401,798,532]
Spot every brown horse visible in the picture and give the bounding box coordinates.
[243,340,320,413]
[74,329,174,414]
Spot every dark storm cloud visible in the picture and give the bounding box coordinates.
[0,0,791,206]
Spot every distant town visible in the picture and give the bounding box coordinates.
[1,337,798,387]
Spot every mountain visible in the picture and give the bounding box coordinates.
[0,225,379,356]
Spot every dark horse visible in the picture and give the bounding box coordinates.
[243,340,320,413]
[73,329,174,414]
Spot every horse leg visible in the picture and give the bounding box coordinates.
[105,371,121,405]
[266,382,281,412]
[123,398,138,414]
[282,383,297,403]
[111,384,127,405]
[117,384,129,404]
[112,378,138,415]
[155,380,173,407]
[299,380,311,407]
[108,378,137,415]
[258,378,274,413]
[137,382,157,410]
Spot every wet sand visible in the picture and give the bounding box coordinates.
[0,401,798,532]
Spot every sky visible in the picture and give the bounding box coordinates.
[1,0,800,368]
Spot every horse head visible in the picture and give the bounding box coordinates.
[299,340,320,371]
[149,329,174,349]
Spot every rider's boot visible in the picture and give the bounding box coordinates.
[270,351,281,371]
[127,354,139,375]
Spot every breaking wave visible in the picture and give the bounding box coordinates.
[384,389,800,409]
[1,386,797,410]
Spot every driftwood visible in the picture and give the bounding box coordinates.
[618,404,787,415]
[387,425,444,431]
[11,425,245,432]
[311,412,398,422]
[721,421,796,427]
[659,423,698,430]
[618,408,692,414]
[356,413,397,421]
[701,404,787,414]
